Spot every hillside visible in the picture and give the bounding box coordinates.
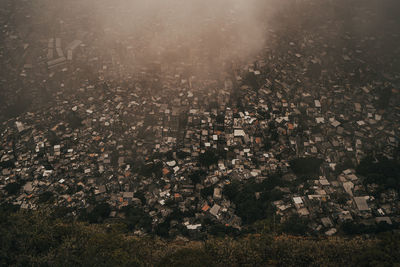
[1,207,399,266]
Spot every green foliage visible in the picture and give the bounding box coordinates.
[0,203,20,215]
[289,157,323,176]
[3,94,31,119]
[140,161,163,178]
[0,159,15,168]
[331,191,350,205]
[216,114,225,124]
[353,233,400,267]
[357,156,400,191]
[159,248,212,267]
[134,190,146,204]
[341,221,397,235]
[243,71,260,90]
[224,176,286,225]
[65,111,83,129]
[224,180,240,200]
[209,224,240,238]
[189,170,207,184]
[52,206,74,220]
[281,214,310,236]
[376,87,392,109]
[80,202,111,223]
[1,208,400,266]
[176,150,190,159]
[4,182,22,195]
[155,221,170,238]
[334,158,355,175]
[46,130,60,146]
[201,186,214,199]
[199,149,219,167]
[38,191,54,203]
[121,205,152,232]
[224,174,289,224]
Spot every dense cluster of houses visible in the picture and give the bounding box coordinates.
[0,0,399,237]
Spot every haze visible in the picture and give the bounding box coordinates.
[30,0,277,73]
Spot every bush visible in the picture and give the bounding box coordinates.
[341,221,397,235]
[1,208,400,266]
[155,221,170,238]
[281,214,310,235]
[82,203,111,223]
[159,248,212,267]
[209,224,240,238]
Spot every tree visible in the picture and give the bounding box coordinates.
[83,203,111,223]
[224,181,240,200]
[38,191,54,203]
[65,111,82,129]
[289,157,323,176]
[189,170,206,185]
[121,205,152,232]
[4,182,21,195]
[201,186,214,199]
[140,161,163,178]
[357,155,400,191]
[376,87,392,109]
[281,214,309,235]
[216,114,225,124]
[155,221,170,238]
[243,72,259,91]
[209,224,239,237]
[199,149,218,167]
[224,177,285,225]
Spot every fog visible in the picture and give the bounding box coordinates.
[31,0,280,74]
[25,0,399,78]
[1,0,399,119]
[95,0,270,61]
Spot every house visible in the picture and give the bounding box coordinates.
[234,129,245,137]
[354,196,370,211]
[209,204,220,217]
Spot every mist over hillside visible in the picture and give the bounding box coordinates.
[26,0,280,71]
